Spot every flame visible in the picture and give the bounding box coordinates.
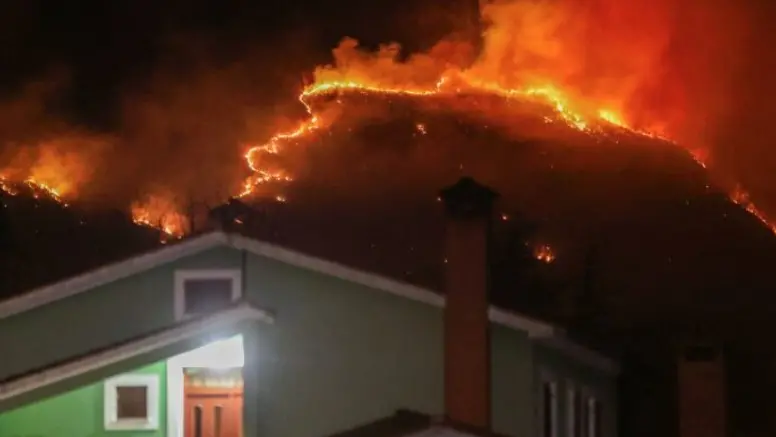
[729,185,776,234]
[0,175,69,205]
[130,194,188,240]
[534,244,556,263]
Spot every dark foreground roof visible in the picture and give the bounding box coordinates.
[326,410,511,437]
[327,410,432,437]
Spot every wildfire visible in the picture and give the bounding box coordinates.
[130,194,188,240]
[0,0,772,248]
[239,73,629,198]
[24,178,66,205]
[534,244,556,264]
[729,185,776,234]
[236,17,776,238]
[0,175,68,206]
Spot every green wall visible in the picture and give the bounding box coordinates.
[491,324,535,437]
[0,361,167,437]
[244,252,541,437]
[245,253,444,437]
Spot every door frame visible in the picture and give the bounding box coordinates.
[166,335,245,437]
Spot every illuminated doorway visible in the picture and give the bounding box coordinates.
[183,367,243,437]
[167,335,245,437]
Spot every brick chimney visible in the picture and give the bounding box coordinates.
[439,176,499,430]
[678,342,728,437]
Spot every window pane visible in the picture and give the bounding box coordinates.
[116,386,148,419]
[684,345,717,362]
[542,382,555,437]
[214,405,223,437]
[575,392,584,437]
[184,278,233,315]
[592,399,602,437]
[194,405,203,437]
[569,390,583,437]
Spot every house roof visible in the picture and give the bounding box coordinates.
[0,301,271,402]
[325,410,512,437]
[327,410,433,437]
[0,230,618,374]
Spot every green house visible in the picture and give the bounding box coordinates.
[0,179,618,437]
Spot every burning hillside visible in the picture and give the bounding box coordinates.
[0,0,767,244]
[0,0,772,308]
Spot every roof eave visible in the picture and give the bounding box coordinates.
[0,231,229,319]
[0,302,271,402]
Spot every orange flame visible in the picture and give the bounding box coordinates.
[130,194,188,240]
[534,244,556,264]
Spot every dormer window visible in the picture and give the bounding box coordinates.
[174,269,242,320]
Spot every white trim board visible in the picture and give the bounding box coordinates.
[538,336,620,375]
[0,303,271,402]
[0,230,618,374]
[0,232,229,320]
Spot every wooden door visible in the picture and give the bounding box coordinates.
[183,368,243,437]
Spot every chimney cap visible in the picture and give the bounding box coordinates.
[439,176,499,219]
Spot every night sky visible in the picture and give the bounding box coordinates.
[3,0,776,436]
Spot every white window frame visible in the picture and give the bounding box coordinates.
[587,397,600,437]
[538,370,559,437]
[174,269,242,321]
[567,385,579,437]
[104,374,160,431]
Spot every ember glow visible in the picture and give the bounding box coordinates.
[534,244,556,264]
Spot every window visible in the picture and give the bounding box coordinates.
[540,379,558,437]
[587,397,602,437]
[174,269,242,320]
[568,385,604,437]
[567,388,583,437]
[104,374,160,430]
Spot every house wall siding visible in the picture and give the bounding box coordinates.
[0,361,167,437]
[491,324,535,437]
[244,253,445,437]
[0,247,241,382]
[244,253,538,437]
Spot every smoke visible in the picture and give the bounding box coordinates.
[0,29,320,225]
[0,69,113,198]
[297,0,771,213]
[473,0,756,197]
